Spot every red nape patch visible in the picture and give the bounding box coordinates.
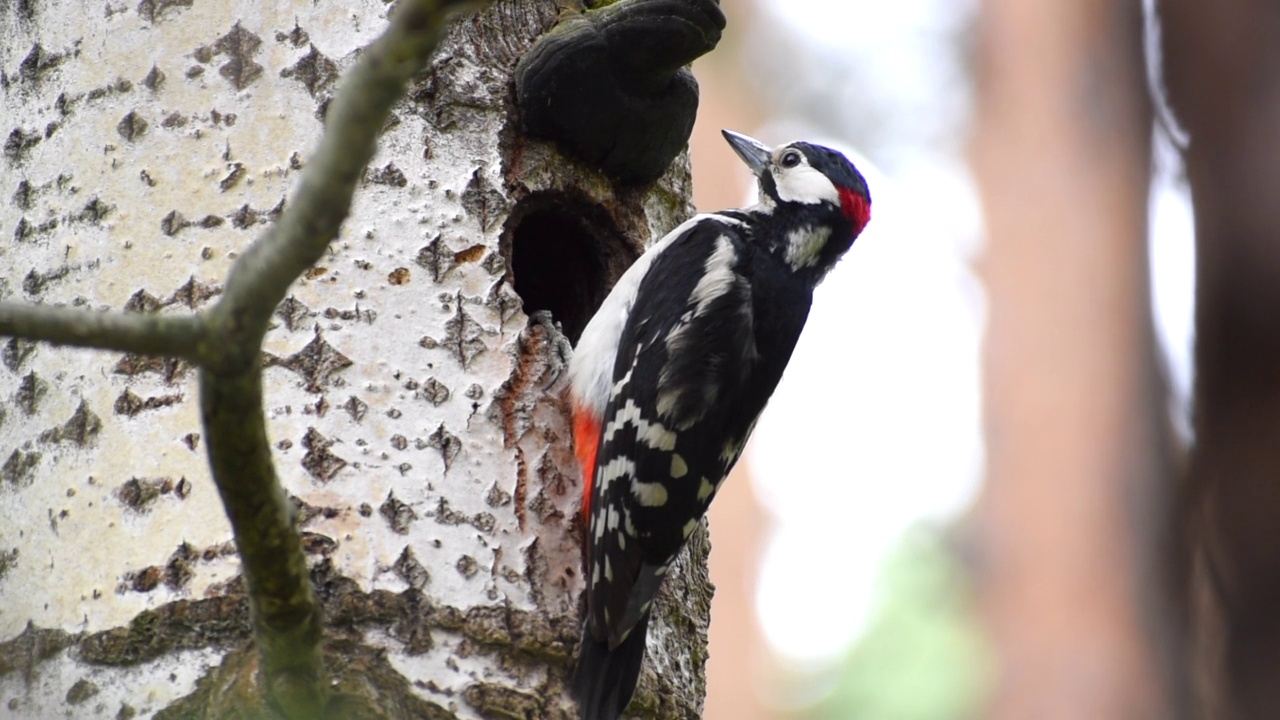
[839,187,871,233]
[572,404,602,521]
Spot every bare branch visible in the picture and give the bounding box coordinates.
[197,367,324,717]
[0,302,206,361]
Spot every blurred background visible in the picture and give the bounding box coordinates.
[690,2,992,718]
[685,1,1280,718]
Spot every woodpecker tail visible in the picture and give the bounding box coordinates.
[571,613,650,720]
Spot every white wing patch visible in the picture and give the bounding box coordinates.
[597,456,637,488]
[568,214,744,416]
[688,236,738,316]
[670,453,688,479]
[654,322,705,425]
[602,398,678,450]
[655,236,744,426]
[631,479,669,507]
[697,476,715,502]
[720,436,746,464]
[610,366,634,396]
[720,418,758,464]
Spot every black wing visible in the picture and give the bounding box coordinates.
[585,216,776,648]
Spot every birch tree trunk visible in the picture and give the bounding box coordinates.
[0,1,710,718]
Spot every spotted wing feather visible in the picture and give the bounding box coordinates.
[585,219,760,647]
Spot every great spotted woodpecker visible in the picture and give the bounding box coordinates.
[567,130,871,720]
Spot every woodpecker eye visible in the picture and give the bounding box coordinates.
[779,150,802,168]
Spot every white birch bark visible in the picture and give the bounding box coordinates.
[0,1,710,717]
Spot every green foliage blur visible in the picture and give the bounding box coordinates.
[808,527,988,720]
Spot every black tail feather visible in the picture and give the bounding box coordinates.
[571,614,651,720]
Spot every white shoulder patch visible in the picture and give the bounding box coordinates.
[567,214,741,416]
[689,236,739,316]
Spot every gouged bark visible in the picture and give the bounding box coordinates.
[0,1,712,717]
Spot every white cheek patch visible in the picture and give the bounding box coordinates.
[774,165,840,205]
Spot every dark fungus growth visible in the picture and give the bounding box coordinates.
[514,0,726,185]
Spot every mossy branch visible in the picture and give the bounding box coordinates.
[198,3,488,716]
[0,304,207,360]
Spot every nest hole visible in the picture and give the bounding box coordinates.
[504,193,635,345]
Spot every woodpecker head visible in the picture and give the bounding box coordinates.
[722,130,871,277]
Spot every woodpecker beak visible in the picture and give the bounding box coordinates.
[722,130,771,176]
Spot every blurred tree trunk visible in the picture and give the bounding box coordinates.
[1163,2,1280,718]
[970,2,1172,719]
[0,1,711,717]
